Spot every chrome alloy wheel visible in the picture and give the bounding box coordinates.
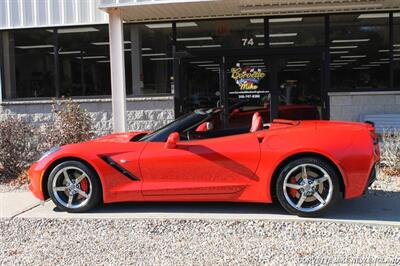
[51,166,92,209]
[282,163,333,213]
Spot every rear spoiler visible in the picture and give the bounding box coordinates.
[272,119,300,126]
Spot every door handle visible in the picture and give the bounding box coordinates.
[257,135,264,143]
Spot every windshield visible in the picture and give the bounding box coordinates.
[139,112,208,142]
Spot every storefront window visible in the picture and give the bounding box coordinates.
[176,19,265,51]
[124,23,173,95]
[13,29,55,98]
[269,16,324,47]
[394,13,400,88]
[57,25,111,97]
[330,13,390,91]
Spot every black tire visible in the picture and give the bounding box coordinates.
[47,160,102,213]
[275,157,341,217]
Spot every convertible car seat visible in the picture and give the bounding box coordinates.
[250,112,264,132]
[195,122,208,132]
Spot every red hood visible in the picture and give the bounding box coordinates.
[90,131,149,143]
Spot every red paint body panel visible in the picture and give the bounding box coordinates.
[28,120,379,205]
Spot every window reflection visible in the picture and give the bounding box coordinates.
[269,16,324,47]
[124,23,173,95]
[176,19,265,51]
[57,26,111,97]
[330,13,390,91]
[13,29,55,98]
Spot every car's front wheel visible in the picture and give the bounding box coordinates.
[47,161,101,213]
[276,157,341,217]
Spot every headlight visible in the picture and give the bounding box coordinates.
[38,147,60,162]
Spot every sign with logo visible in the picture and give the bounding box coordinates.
[229,63,269,99]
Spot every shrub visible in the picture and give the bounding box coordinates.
[380,129,400,174]
[39,98,94,152]
[0,116,37,182]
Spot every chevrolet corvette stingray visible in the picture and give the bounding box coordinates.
[28,108,380,217]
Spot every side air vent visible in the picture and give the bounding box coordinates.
[101,156,140,181]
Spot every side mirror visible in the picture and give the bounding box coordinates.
[165,132,179,149]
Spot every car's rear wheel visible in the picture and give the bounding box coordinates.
[276,157,340,217]
[47,161,101,213]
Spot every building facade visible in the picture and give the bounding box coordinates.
[0,0,399,134]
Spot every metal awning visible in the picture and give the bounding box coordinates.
[99,0,400,22]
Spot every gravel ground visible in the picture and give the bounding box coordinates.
[0,183,28,193]
[1,174,399,265]
[1,219,399,265]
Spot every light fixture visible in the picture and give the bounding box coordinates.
[124,48,153,52]
[97,60,110,63]
[394,44,400,47]
[270,42,294,46]
[47,27,99,34]
[249,18,264,24]
[287,64,307,67]
[76,56,107,59]
[150,57,174,61]
[198,64,220,67]
[332,39,370,43]
[270,33,298,37]
[256,33,298,38]
[330,51,349,54]
[238,59,264,62]
[16,45,54,49]
[269,17,303,23]
[142,53,167,57]
[145,22,197,29]
[340,55,366,59]
[330,46,358,49]
[177,37,213,41]
[50,50,83,55]
[242,63,266,66]
[287,61,310,64]
[358,13,389,19]
[92,41,131,45]
[362,64,379,67]
[330,63,349,65]
[333,59,357,62]
[189,61,214,64]
[378,49,400,53]
[186,44,222,49]
[353,67,370,70]
[370,61,389,64]
[284,69,302,72]
[250,18,303,24]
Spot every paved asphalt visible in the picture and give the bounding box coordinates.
[1,190,399,225]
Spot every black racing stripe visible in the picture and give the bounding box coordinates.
[101,156,140,181]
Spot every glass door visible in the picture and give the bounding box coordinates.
[225,56,271,128]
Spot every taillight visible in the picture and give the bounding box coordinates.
[371,132,379,145]
[365,122,379,145]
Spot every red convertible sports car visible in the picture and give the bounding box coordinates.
[28,108,380,217]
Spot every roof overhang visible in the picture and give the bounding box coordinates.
[99,0,400,23]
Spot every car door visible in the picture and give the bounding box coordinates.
[139,132,261,199]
